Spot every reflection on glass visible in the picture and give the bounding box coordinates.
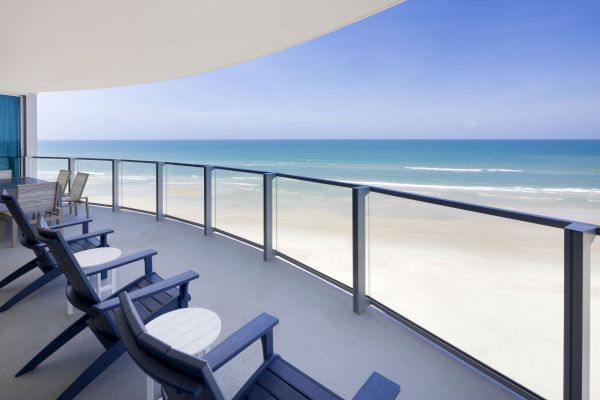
[75,160,113,205]
[120,162,156,212]
[165,165,204,224]
[367,193,563,399]
[214,169,262,244]
[275,178,352,287]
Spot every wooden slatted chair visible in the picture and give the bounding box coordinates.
[115,292,401,400]
[1,182,63,247]
[0,191,113,312]
[16,222,199,400]
[63,172,90,217]
[57,169,71,195]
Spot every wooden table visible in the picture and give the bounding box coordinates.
[144,308,222,400]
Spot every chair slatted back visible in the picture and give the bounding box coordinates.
[116,292,223,400]
[36,225,118,341]
[0,169,12,179]
[69,173,89,200]
[57,170,71,194]
[0,193,58,269]
[16,182,58,218]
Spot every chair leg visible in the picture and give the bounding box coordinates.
[85,199,89,218]
[0,258,39,289]
[0,267,62,313]
[16,315,89,376]
[57,341,125,400]
[11,220,17,248]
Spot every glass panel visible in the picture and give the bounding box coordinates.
[75,160,113,206]
[34,158,68,182]
[367,193,563,399]
[0,94,21,177]
[214,169,262,244]
[120,162,156,213]
[592,238,600,399]
[275,178,352,287]
[165,165,204,224]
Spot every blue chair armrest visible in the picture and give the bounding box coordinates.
[91,270,199,314]
[65,228,114,245]
[203,313,279,372]
[83,249,156,277]
[353,372,400,400]
[50,217,92,230]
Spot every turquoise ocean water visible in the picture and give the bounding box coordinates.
[38,139,600,220]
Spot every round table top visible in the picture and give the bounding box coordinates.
[145,308,222,356]
[74,247,122,268]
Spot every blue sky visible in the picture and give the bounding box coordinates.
[39,0,600,140]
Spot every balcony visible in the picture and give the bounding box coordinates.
[1,155,598,399]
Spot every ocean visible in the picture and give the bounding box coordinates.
[38,139,600,222]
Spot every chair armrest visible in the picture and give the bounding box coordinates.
[203,313,279,372]
[83,249,156,277]
[352,372,400,400]
[65,228,114,245]
[50,218,92,233]
[91,270,199,314]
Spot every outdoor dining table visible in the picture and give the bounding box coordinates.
[0,177,48,196]
[0,177,50,244]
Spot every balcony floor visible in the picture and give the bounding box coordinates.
[0,206,521,399]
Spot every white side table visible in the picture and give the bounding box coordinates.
[145,308,222,400]
[68,247,122,315]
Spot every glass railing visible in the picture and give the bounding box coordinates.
[275,177,353,287]
[164,164,204,225]
[367,193,563,398]
[214,168,263,245]
[33,157,69,182]
[28,155,599,400]
[75,159,113,206]
[120,160,157,213]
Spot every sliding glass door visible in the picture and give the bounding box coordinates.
[0,94,21,177]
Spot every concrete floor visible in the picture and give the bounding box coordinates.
[0,206,522,400]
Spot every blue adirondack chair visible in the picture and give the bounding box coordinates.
[0,191,113,312]
[115,291,401,400]
[15,222,200,400]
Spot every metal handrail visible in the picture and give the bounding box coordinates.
[31,154,599,400]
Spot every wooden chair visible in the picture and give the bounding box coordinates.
[57,169,71,195]
[0,182,62,247]
[16,222,199,400]
[115,293,401,400]
[63,172,89,217]
[0,169,11,179]
[0,191,114,313]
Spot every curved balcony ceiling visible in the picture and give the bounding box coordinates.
[0,0,403,94]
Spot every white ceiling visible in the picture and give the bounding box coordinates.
[0,0,403,94]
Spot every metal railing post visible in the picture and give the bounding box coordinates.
[156,162,165,220]
[564,222,596,400]
[68,158,77,190]
[263,173,276,261]
[204,166,214,235]
[353,186,370,314]
[112,160,120,212]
